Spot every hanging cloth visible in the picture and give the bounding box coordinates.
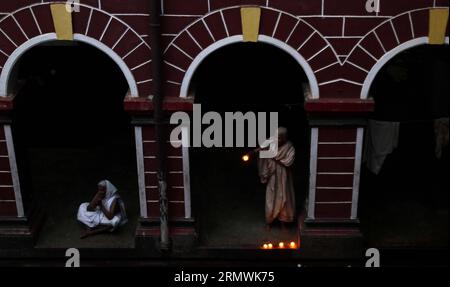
[363,120,400,174]
[434,117,449,159]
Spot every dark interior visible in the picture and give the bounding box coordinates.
[360,45,449,248]
[189,42,310,248]
[11,42,139,248]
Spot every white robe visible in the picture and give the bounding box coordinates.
[258,141,296,223]
[77,180,127,230]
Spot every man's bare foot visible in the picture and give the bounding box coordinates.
[80,231,90,239]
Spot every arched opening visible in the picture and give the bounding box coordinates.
[188,42,310,248]
[360,45,449,248]
[10,41,139,248]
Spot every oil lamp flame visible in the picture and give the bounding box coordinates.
[242,154,250,162]
[262,241,297,250]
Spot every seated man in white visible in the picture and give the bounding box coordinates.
[77,180,127,239]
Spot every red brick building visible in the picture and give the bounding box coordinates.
[0,1,448,261]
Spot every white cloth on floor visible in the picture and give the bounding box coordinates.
[364,120,400,174]
[434,117,449,159]
[77,180,128,230]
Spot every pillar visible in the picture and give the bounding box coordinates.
[301,97,374,258]
[0,96,44,248]
[125,97,196,250]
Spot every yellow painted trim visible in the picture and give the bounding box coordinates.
[241,7,261,42]
[50,4,73,40]
[429,8,449,45]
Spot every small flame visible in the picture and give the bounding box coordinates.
[263,241,298,250]
[242,155,250,162]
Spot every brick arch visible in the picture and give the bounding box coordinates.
[0,2,152,97]
[361,37,449,100]
[343,8,449,99]
[164,6,340,99]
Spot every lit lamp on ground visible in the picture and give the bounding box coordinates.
[262,242,299,250]
[262,243,273,249]
[242,154,250,162]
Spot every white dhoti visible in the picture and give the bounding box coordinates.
[77,202,122,229]
[77,180,128,230]
[258,141,296,224]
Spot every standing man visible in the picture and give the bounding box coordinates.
[258,127,296,229]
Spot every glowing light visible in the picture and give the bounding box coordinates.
[262,241,299,250]
[242,155,250,162]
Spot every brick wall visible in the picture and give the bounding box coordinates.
[1,1,448,100]
[310,126,363,220]
[0,1,152,98]
[0,125,17,217]
[160,0,448,98]
[141,125,187,219]
[0,0,447,223]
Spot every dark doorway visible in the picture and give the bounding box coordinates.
[360,45,449,248]
[189,43,310,248]
[11,42,139,248]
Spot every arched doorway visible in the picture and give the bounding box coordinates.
[359,44,449,248]
[188,42,310,248]
[9,41,139,248]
